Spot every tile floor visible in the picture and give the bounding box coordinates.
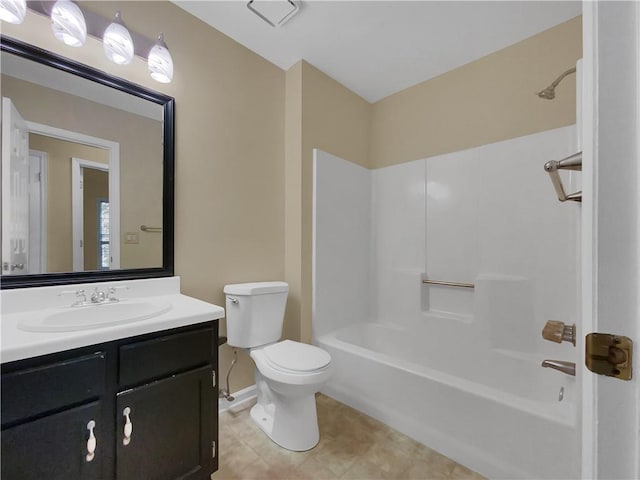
[213,394,486,480]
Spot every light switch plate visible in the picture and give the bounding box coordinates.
[125,232,139,244]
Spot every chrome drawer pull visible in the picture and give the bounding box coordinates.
[122,407,133,446]
[86,420,97,462]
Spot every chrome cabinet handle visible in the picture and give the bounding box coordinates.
[122,407,133,446]
[86,420,97,462]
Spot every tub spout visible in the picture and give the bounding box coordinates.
[541,360,575,376]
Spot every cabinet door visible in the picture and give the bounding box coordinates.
[1,401,102,480]
[116,366,215,480]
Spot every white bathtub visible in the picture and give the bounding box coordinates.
[316,322,579,479]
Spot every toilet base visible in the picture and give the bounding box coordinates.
[250,393,320,451]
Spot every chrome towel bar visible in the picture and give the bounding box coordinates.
[140,225,162,232]
[544,151,582,202]
[422,279,475,289]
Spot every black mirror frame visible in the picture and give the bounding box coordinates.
[0,36,174,289]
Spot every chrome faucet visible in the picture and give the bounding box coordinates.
[91,288,107,304]
[91,286,129,304]
[541,360,575,376]
[60,285,129,307]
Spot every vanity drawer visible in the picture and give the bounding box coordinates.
[118,327,213,388]
[1,351,106,427]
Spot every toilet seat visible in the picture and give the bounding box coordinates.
[250,340,331,385]
[263,340,331,373]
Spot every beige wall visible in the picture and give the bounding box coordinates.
[284,62,371,343]
[3,1,285,392]
[371,16,582,168]
[28,134,108,273]
[2,5,581,392]
[284,62,303,343]
[1,74,163,269]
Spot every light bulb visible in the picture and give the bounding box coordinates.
[0,0,26,24]
[51,0,87,47]
[148,34,174,83]
[103,10,134,65]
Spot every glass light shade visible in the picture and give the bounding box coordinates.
[51,0,87,47]
[0,0,26,25]
[103,11,134,65]
[148,34,174,83]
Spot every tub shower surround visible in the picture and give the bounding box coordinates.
[312,125,580,479]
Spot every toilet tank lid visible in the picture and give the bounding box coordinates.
[224,281,288,296]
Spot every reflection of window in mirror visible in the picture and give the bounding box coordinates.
[98,199,110,270]
[81,166,109,272]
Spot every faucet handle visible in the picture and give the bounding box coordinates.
[107,285,130,302]
[58,288,84,297]
[542,320,576,346]
[58,289,87,306]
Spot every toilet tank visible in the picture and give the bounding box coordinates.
[223,282,289,348]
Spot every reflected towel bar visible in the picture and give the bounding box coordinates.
[140,225,162,233]
[422,279,475,289]
[544,152,582,202]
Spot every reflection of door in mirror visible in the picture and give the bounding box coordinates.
[27,134,118,273]
[28,150,47,274]
[2,97,123,275]
[72,158,109,272]
[1,98,29,275]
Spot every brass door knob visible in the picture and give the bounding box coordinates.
[542,320,576,346]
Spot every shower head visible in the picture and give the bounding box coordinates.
[537,86,557,100]
[536,66,576,100]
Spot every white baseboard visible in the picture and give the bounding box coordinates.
[218,384,257,414]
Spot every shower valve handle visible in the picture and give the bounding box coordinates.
[542,320,576,346]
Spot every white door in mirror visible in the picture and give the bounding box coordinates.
[1,97,30,276]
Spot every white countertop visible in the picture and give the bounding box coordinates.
[1,277,225,364]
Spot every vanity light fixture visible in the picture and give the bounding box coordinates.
[50,0,87,47]
[9,3,174,83]
[103,10,134,65]
[148,33,174,83]
[0,0,26,24]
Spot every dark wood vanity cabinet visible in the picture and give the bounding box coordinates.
[1,322,219,480]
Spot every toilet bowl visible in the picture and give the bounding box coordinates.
[223,282,332,451]
[250,340,331,451]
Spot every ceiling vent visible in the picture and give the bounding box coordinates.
[247,0,299,28]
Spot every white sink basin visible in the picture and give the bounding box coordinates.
[18,301,172,333]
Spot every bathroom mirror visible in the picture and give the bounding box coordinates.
[0,36,174,289]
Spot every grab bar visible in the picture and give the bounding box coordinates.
[422,279,474,289]
[544,152,582,202]
[140,225,162,233]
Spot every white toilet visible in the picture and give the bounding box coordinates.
[223,281,332,451]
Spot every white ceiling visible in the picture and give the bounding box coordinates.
[173,1,581,103]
